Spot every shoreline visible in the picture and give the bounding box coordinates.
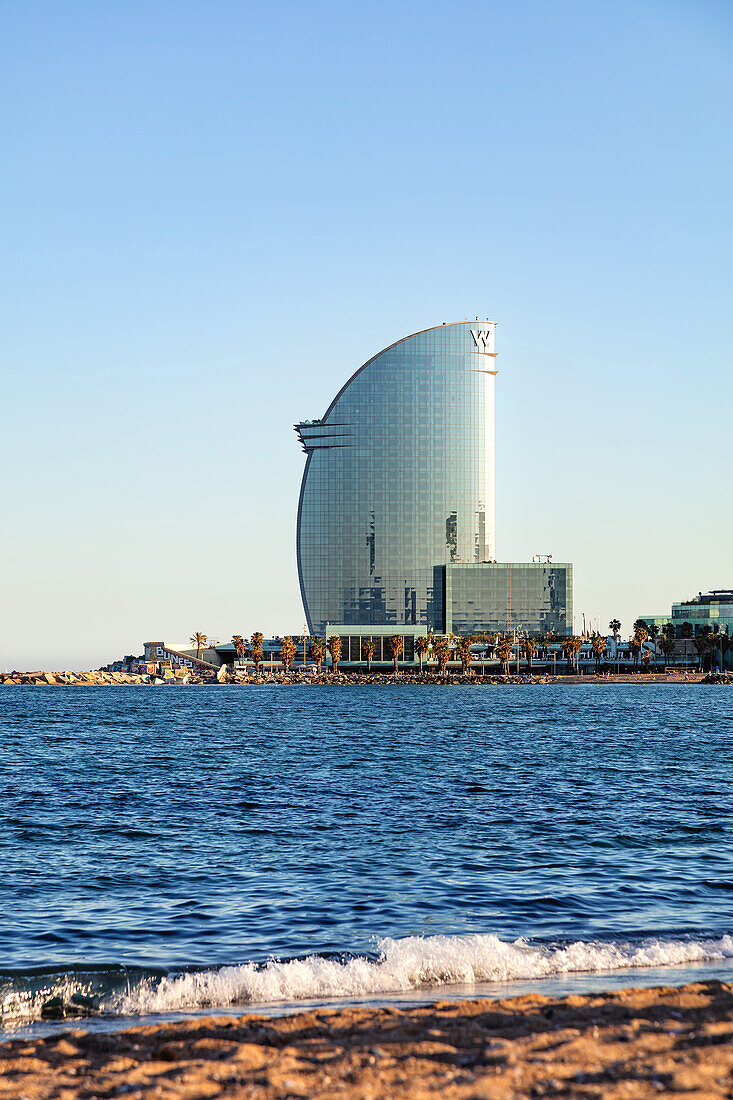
[1,979,731,1098]
[1,671,727,687]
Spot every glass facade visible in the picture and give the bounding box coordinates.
[444,563,573,637]
[672,591,733,636]
[639,592,733,638]
[296,322,497,635]
[325,625,427,664]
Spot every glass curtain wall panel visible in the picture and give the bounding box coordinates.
[444,563,573,637]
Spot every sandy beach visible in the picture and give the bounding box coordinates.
[1,979,731,1099]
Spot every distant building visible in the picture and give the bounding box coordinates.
[323,563,571,657]
[637,590,732,670]
[296,321,498,636]
[144,638,311,671]
[325,625,428,666]
[144,641,217,670]
[324,627,656,672]
[638,590,733,638]
[442,562,572,637]
[295,319,573,637]
[672,590,733,637]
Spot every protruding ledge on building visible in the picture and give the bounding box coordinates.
[294,421,352,453]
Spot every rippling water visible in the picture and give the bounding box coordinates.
[1,683,732,1033]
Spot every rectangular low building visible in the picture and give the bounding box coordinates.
[672,590,733,636]
[324,561,573,658]
[442,562,573,637]
[325,624,427,665]
[638,590,733,639]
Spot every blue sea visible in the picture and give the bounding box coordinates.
[1,684,732,1036]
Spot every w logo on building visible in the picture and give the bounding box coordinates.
[471,328,494,354]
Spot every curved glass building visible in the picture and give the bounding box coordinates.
[295,321,497,635]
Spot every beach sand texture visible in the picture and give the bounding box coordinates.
[1,979,731,1099]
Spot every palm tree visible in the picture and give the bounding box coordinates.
[385,635,404,675]
[647,624,660,667]
[231,635,247,660]
[326,635,342,674]
[495,636,513,676]
[693,632,713,672]
[680,621,694,639]
[562,635,583,673]
[590,633,607,672]
[250,632,264,676]
[279,636,297,672]
[432,636,451,677]
[361,639,375,673]
[628,636,641,668]
[659,636,676,667]
[190,632,208,660]
[633,625,649,668]
[414,636,428,673]
[455,635,473,676]
[308,637,325,673]
[609,619,621,641]
[521,637,537,672]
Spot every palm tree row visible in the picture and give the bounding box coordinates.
[224,630,574,677]
[223,622,731,677]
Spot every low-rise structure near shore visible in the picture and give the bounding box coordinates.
[638,588,732,670]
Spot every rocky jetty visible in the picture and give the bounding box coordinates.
[0,669,706,686]
[0,670,154,686]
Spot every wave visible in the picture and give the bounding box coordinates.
[3,933,733,1028]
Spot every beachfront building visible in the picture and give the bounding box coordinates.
[325,625,428,667]
[637,590,733,669]
[143,638,310,671]
[324,562,572,646]
[324,627,646,672]
[295,321,498,636]
[297,319,572,638]
[639,590,733,638]
[442,562,572,637]
[671,590,733,637]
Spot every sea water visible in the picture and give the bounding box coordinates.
[1,683,731,1035]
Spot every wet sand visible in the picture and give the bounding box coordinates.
[1,979,731,1098]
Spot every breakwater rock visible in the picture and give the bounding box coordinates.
[0,669,706,686]
[701,672,733,685]
[0,670,160,685]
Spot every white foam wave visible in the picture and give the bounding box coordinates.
[114,932,733,1016]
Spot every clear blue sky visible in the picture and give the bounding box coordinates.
[2,0,731,669]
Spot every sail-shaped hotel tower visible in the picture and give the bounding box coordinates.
[295,321,498,636]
